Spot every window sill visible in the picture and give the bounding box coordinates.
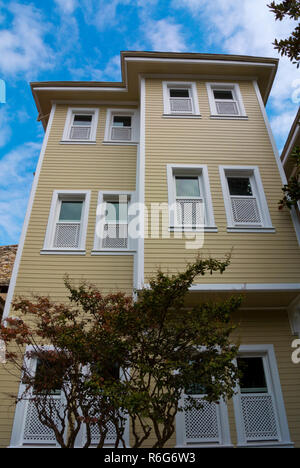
[102,140,138,146]
[60,140,96,144]
[163,114,201,119]
[169,226,218,233]
[91,249,136,256]
[210,115,248,120]
[227,226,275,233]
[40,249,86,255]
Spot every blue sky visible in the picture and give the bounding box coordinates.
[0,0,299,246]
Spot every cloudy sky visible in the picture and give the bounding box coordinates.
[0,0,299,245]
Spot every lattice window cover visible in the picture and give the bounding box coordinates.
[176,199,204,226]
[53,223,81,248]
[231,197,261,224]
[184,398,220,442]
[23,397,61,443]
[241,394,279,441]
[216,101,238,115]
[111,127,131,141]
[70,126,91,140]
[170,98,192,113]
[90,419,117,444]
[102,223,128,249]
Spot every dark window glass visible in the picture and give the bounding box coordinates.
[227,177,253,196]
[73,115,92,125]
[113,116,131,127]
[59,201,83,221]
[33,358,62,395]
[213,90,233,100]
[237,357,268,393]
[170,89,189,98]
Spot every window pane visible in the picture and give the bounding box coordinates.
[227,177,253,196]
[237,357,268,393]
[59,201,83,221]
[176,177,200,197]
[105,201,128,222]
[170,88,189,98]
[33,358,62,395]
[113,116,131,127]
[213,90,233,100]
[73,115,92,126]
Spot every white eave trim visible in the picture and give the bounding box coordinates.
[143,283,300,292]
[124,57,277,68]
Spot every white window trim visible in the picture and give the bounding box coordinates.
[103,108,139,143]
[175,395,232,448]
[206,83,247,119]
[62,108,99,143]
[41,190,91,254]
[219,165,274,232]
[92,190,136,253]
[162,81,200,116]
[166,164,217,232]
[233,344,293,448]
[9,345,66,448]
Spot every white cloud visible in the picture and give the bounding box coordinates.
[54,0,78,14]
[270,109,298,141]
[68,55,122,81]
[144,18,188,52]
[0,2,54,78]
[80,0,132,31]
[0,141,40,243]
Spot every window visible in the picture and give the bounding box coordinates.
[42,190,91,253]
[93,191,135,252]
[206,83,247,118]
[167,165,216,231]
[219,166,274,232]
[62,108,99,142]
[104,109,139,143]
[237,357,268,394]
[162,82,200,116]
[233,345,292,447]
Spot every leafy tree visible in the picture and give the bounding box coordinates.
[268,0,300,67]
[279,145,300,209]
[1,256,242,448]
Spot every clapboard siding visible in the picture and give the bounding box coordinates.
[143,78,300,283]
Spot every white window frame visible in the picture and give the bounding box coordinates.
[219,165,274,232]
[166,164,217,232]
[162,81,200,117]
[62,108,99,143]
[233,344,293,448]
[9,345,66,448]
[92,190,136,254]
[41,190,91,254]
[175,393,232,448]
[104,109,139,143]
[206,83,247,119]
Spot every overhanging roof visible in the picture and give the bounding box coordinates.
[30,50,279,129]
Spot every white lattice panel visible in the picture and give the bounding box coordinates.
[111,127,131,141]
[53,223,81,248]
[231,197,261,224]
[23,397,61,444]
[70,126,91,139]
[176,199,204,226]
[184,398,220,443]
[241,394,279,441]
[216,101,238,115]
[90,419,117,445]
[170,98,192,112]
[102,224,128,249]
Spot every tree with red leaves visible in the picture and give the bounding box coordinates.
[1,256,242,448]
